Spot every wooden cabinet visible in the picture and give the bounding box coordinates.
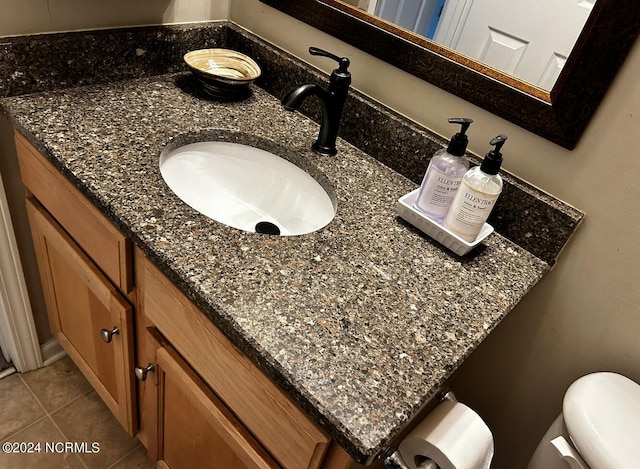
[156,344,279,469]
[17,131,137,436]
[25,197,137,435]
[140,256,331,469]
[15,132,133,293]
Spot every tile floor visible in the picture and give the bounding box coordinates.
[0,355,154,469]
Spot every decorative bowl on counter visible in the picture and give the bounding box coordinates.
[184,48,261,100]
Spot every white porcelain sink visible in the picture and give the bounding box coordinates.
[159,140,336,236]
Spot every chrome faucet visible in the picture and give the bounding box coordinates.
[282,47,352,156]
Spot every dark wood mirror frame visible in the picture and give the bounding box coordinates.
[260,0,640,149]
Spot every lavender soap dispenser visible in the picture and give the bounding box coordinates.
[414,117,473,222]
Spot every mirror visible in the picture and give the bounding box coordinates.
[349,0,593,91]
[259,0,640,149]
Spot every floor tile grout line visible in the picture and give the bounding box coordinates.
[0,414,51,443]
[1,414,89,469]
[10,366,147,468]
[19,369,94,416]
[0,373,52,441]
[8,374,91,469]
[46,405,91,469]
[18,371,94,469]
[51,416,91,469]
[17,373,48,414]
[0,373,48,441]
[45,389,142,469]
[46,387,94,416]
[43,389,99,469]
[105,443,143,469]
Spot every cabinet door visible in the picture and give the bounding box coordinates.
[135,325,167,461]
[26,197,137,435]
[156,345,280,469]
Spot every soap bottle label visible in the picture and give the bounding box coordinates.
[445,181,499,241]
[415,167,464,218]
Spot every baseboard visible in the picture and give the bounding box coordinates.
[0,366,16,379]
[40,338,66,366]
[0,339,65,377]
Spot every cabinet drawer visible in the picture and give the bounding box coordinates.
[142,259,330,469]
[26,197,136,435]
[15,131,132,293]
[156,345,280,469]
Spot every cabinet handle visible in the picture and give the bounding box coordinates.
[100,326,119,343]
[134,363,155,381]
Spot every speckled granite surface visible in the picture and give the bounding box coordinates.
[0,23,226,96]
[2,73,549,463]
[0,22,581,464]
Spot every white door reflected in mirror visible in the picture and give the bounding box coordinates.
[342,0,595,90]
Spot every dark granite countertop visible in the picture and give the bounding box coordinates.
[2,72,551,463]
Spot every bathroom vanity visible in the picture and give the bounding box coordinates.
[0,22,582,468]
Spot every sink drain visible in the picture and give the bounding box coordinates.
[255,221,281,235]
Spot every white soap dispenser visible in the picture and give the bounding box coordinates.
[414,117,473,222]
[444,135,507,242]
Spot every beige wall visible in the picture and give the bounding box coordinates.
[230,2,640,467]
[0,0,228,36]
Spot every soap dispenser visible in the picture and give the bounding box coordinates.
[414,118,473,222]
[444,135,507,242]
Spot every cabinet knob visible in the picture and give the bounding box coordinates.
[134,363,155,381]
[100,326,119,343]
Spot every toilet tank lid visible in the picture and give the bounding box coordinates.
[563,372,640,469]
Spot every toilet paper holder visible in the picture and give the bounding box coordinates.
[383,390,458,469]
[384,452,439,469]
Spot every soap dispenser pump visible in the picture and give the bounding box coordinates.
[414,117,473,222]
[444,135,507,242]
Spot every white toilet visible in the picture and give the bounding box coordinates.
[528,372,640,469]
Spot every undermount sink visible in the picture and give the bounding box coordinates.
[159,137,336,236]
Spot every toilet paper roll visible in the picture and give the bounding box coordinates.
[398,400,494,469]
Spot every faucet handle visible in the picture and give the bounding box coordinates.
[309,47,350,74]
[309,47,351,93]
